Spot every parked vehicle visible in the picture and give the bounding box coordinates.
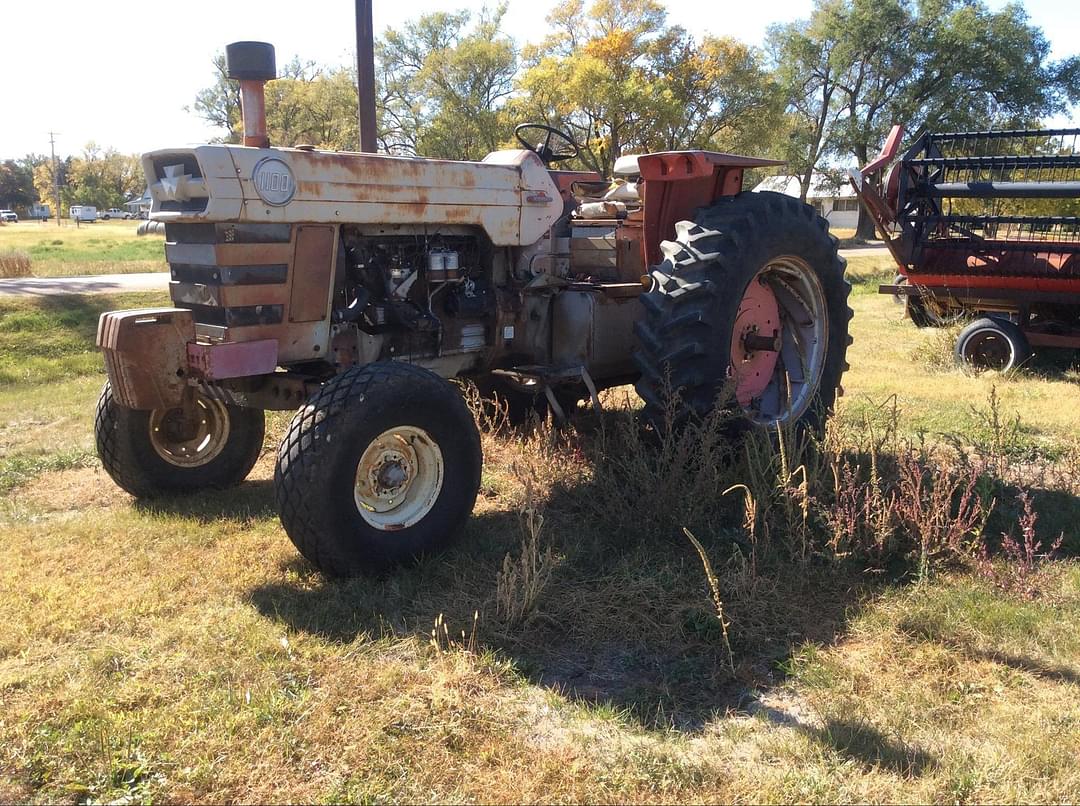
[850,125,1080,372]
[0,210,18,223]
[100,208,133,220]
[69,206,98,222]
[95,40,851,577]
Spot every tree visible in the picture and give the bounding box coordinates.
[63,145,144,211]
[515,0,671,176]
[189,53,242,143]
[517,0,780,177]
[767,7,845,202]
[0,159,37,211]
[191,9,516,158]
[772,0,1080,237]
[33,158,70,216]
[379,6,518,159]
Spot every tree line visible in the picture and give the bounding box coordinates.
[190,0,1078,237]
[0,146,143,217]
[4,0,1075,232]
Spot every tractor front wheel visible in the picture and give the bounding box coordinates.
[274,362,482,576]
[95,382,265,498]
[634,191,852,431]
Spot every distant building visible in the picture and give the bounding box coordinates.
[125,189,152,217]
[28,203,51,220]
[753,174,861,230]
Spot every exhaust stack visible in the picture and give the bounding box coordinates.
[226,41,276,148]
[355,0,377,153]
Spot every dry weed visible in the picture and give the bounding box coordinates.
[683,528,735,674]
[895,449,991,581]
[496,461,557,626]
[430,611,480,654]
[0,250,32,278]
[976,492,1064,599]
[584,384,742,542]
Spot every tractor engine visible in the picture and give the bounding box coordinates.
[335,227,494,363]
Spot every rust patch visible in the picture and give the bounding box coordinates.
[216,242,293,266]
[187,339,278,380]
[615,213,646,282]
[289,225,336,323]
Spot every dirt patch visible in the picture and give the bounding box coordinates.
[17,466,127,512]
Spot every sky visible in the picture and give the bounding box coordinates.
[1,0,1077,160]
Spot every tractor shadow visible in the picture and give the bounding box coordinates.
[133,479,278,522]
[244,484,878,734]
[805,718,938,777]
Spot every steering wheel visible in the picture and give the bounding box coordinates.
[514,123,580,165]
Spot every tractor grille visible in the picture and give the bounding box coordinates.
[166,223,293,329]
[149,154,210,214]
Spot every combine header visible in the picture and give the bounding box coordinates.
[851,125,1080,370]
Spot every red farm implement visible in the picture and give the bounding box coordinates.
[850,124,1080,370]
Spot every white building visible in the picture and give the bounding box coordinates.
[125,189,152,218]
[753,174,861,230]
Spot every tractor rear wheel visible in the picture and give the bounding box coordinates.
[95,382,265,498]
[274,362,482,576]
[634,191,851,431]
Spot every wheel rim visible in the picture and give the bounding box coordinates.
[148,394,231,467]
[731,256,828,426]
[354,426,444,531]
[962,329,1014,370]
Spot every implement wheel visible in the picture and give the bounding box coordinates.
[634,191,851,431]
[95,382,265,498]
[274,362,482,576]
[954,317,1030,372]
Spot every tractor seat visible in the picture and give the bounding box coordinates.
[570,180,613,200]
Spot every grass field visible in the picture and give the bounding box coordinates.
[0,220,166,278]
[1,265,1079,802]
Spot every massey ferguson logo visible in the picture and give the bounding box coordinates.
[252,157,296,206]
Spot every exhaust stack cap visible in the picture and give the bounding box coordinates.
[225,41,277,82]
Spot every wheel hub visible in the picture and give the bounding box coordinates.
[965,332,1012,370]
[729,257,828,425]
[354,426,444,530]
[375,458,409,493]
[731,276,782,407]
[148,394,231,468]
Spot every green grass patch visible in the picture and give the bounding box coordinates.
[843,253,899,296]
[0,220,167,276]
[0,291,168,385]
[0,448,96,494]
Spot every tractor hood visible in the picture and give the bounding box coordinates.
[142,145,564,246]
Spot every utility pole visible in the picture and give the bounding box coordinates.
[48,131,61,227]
[355,0,377,153]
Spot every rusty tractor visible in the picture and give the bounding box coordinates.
[95,41,851,576]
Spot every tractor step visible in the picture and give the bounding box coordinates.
[490,364,602,421]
